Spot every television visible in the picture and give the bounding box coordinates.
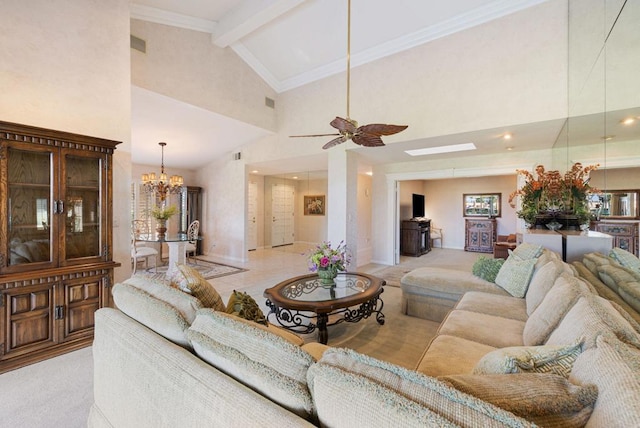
[412,193,425,219]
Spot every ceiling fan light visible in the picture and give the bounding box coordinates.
[405,143,477,157]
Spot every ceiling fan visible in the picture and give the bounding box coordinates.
[290,0,408,150]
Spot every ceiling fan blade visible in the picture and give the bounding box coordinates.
[330,117,357,133]
[289,133,340,138]
[357,123,408,136]
[322,135,348,150]
[352,133,385,147]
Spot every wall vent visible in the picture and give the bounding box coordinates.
[233,152,242,160]
[265,97,275,109]
[130,35,146,53]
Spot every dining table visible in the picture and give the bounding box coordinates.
[136,233,200,277]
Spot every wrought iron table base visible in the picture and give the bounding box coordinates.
[265,291,385,345]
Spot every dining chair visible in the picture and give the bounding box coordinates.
[185,220,200,265]
[131,219,158,273]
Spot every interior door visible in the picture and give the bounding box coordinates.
[247,181,258,251]
[271,183,294,247]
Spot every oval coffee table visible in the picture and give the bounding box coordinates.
[263,272,385,344]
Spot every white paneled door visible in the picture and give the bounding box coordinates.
[271,183,295,247]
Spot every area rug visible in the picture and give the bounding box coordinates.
[136,258,246,281]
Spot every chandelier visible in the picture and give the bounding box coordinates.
[141,142,184,201]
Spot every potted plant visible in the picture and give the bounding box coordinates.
[151,205,177,238]
[307,241,350,287]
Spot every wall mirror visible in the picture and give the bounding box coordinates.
[592,190,640,219]
[463,193,501,217]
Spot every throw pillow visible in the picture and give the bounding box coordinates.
[512,242,544,260]
[610,247,640,272]
[226,290,268,326]
[170,264,226,311]
[525,260,565,315]
[473,341,583,377]
[494,255,537,297]
[471,256,505,283]
[440,373,598,428]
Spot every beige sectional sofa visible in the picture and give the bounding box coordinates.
[91,248,640,427]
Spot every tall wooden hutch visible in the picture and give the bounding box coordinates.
[0,121,120,373]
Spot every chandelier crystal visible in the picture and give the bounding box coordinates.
[141,142,184,201]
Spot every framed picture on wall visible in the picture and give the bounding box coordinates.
[304,195,325,215]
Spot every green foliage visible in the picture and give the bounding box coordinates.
[151,205,178,220]
[472,256,505,283]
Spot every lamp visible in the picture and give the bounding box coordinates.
[141,142,184,201]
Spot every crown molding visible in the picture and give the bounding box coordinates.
[130,4,216,33]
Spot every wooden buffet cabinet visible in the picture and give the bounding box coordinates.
[591,221,639,257]
[0,121,120,373]
[464,218,497,253]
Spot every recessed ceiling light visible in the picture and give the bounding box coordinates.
[292,176,298,179]
[621,117,636,125]
[601,135,615,141]
[366,171,373,176]
[405,143,476,157]
[506,147,513,151]
[251,170,259,173]
[503,133,512,140]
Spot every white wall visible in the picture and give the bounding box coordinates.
[0,0,132,282]
[296,178,329,244]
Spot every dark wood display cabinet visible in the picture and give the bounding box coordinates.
[465,218,497,253]
[401,219,431,257]
[591,221,638,257]
[0,121,120,373]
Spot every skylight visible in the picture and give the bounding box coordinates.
[405,142,477,157]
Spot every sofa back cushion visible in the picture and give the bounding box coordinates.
[523,273,591,346]
[440,373,597,428]
[187,310,314,419]
[546,295,640,349]
[512,242,544,260]
[308,348,534,427]
[569,335,640,427]
[112,282,193,348]
[525,259,567,315]
[582,252,612,276]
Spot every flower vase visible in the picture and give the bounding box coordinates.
[156,219,167,239]
[317,267,338,287]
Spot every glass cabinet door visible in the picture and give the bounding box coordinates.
[5,145,55,270]
[62,152,103,262]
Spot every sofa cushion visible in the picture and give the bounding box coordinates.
[525,260,566,316]
[187,310,314,418]
[440,373,597,428]
[523,273,590,346]
[225,290,268,326]
[170,264,226,311]
[569,335,640,427]
[618,281,640,314]
[472,256,505,282]
[598,264,640,293]
[112,282,192,348]
[438,310,525,349]
[494,255,536,298]
[511,242,544,260]
[546,295,640,349]
[122,276,203,324]
[582,252,612,276]
[309,348,534,427]
[609,247,640,272]
[416,335,497,377]
[472,341,583,377]
[455,291,527,321]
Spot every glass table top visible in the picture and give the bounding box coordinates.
[278,273,372,302]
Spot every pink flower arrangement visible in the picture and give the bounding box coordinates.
[306,241,350,273]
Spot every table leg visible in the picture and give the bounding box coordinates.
[317,313,329,345]
[166,241,187,278]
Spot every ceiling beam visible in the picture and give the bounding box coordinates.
[212,0,307,48]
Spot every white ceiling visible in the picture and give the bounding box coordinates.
[129,0,566,172]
